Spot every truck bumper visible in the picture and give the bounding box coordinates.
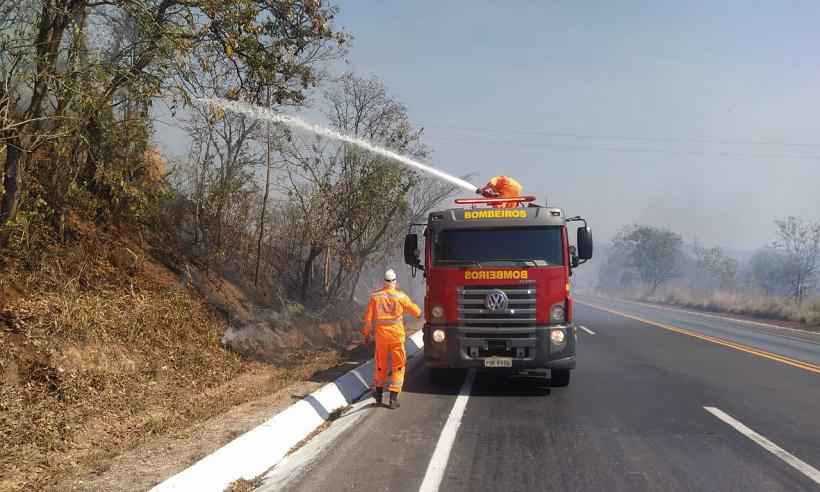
[423,323,577,370]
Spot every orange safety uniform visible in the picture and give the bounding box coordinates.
[480,175,523,208]
[362,286,421,393]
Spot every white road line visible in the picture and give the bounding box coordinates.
[418,369,476,492]
[579,325,596,335]
[704,406,820,486]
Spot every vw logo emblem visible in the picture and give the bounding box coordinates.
[485,289,509,312]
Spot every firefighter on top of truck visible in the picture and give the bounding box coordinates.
[361,269,421,409]
[477,175,523,208]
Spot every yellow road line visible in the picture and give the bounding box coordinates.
[579,301,820,375]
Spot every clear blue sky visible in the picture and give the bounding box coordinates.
[158,1,820,251]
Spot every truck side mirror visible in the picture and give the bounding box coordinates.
[569,245,580,268]
[404,233,422,269]
[577,226,593,260]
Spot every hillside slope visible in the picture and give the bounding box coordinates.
[0,219,357,491]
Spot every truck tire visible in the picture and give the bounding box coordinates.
[551,369,571,387]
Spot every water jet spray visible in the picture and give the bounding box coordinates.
[195,98,479,193]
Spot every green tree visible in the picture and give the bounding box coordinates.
[0,0,345,244]
[612,224,684,296]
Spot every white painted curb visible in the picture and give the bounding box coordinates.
[151,330,425,492]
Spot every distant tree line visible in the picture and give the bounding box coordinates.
[599,216,820,304]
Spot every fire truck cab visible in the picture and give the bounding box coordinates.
[403,197,592,387]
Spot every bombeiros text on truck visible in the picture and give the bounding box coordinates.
[403,192,593,387]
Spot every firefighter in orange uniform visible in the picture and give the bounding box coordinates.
[362,269,421,409]
[477,175,523,208]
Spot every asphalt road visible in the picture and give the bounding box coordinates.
[260,299,820,492]
[580,295,820,366]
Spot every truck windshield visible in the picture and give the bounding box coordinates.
[433,227,564,266]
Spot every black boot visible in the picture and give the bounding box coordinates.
[373,387,383,405]
[388,391,400,409]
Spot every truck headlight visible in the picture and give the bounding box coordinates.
[550,329,566,345]
[431,305,444,319]
[550,303,566,324]
[432,329,446,343]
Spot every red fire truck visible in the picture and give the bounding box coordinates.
[403,196,593,386]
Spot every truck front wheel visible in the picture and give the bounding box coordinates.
[551,369,571,387]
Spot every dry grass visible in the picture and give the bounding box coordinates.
[0,223,343,492]
[638,286,820,327]
[224,477,263,492]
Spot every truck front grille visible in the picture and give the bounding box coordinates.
[457,283,537,327]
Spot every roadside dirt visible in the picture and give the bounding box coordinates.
[56,343,374,492]
[0,217,372,492]
[648,300,820,333]
[56,322,421,492]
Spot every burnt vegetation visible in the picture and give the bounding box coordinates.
[0,1,453,489]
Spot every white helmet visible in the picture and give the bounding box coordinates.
[384,269,397,282]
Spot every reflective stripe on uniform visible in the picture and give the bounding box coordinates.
[371,293,404,300]
[374,317,403,325]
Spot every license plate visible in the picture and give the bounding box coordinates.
[484,357,512,368]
